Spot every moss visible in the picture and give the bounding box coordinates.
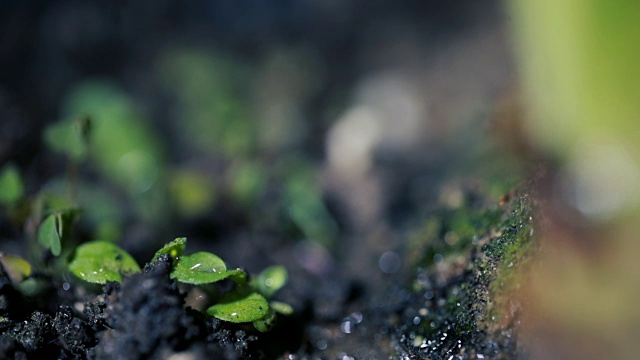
[399,188,536,359]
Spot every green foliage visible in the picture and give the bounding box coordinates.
[37,214,62,257]
[0,253,32,284]
[282,160,337,248]
[69,241,141,284]
[253,265,288,298]
[170,252,245,285]
[155,238,288,331]
[44,116,91,161]
[229,161,265,207]
[0,164,24,205]
[36,208,81,257]
[47,80,164,196]
[269,301,294,315]
[207,290,270,323]
[156,48,255,157]
[168,170,217,218]
[252,308,277,332]
[66,235,290,331]
[151,237,187,263]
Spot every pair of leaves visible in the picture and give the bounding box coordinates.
[37,214,62,256]
[153,239,270,327]
[68,236,186,285]
[37,209,81,257]
[152,237,247,285]
[153,239,289,329]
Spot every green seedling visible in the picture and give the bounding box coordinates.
[170,251,245,285]
[207,290,270,323]
[36,208,81,257]
[253,265,287,298]
[0,253,32,284]
[68,241,141,284]
[0,163,24,205]
[151,237,187,262]
[69,237,290,332]
[37,214,62,256]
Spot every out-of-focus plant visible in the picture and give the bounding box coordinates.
[157,48,255,158]
[507,1,640,358]
[0,164,24,206]
[45,80,167,226]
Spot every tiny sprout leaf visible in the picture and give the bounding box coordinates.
[0,253,32,284]
[207,291,269,323]
[69,241,141,284]
[253,308,277,332]
[0,164,24,205]
[270,301,294,315]
[37,214,62,256]
[171,252,239,284]
[254,265,288,298]
[152,237,187,263]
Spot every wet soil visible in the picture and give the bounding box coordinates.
[0,189,533,359]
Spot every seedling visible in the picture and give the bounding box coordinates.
[68,241,141,283]
[0,163,24,205]
[68,237,290,332]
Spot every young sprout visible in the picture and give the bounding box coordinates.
[37,214,62,257]
[207,290,270,323]
[0,163,24,205]
[69,241,141,284]
[170,251,245,285]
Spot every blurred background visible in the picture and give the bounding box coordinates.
[0,0,517,274]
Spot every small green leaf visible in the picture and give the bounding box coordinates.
[254,265,288,298]
[207,291,269,323]
[270,301,294,315]
[0,253,32,284]
[69,241,141,284]
[171,252,244,284]
[253,308,277,332]
[152,237,187,263]
[0,164,24,205]
[44,119,87,161]
[37,214,62,256]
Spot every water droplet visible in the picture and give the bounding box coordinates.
[265,279,273,287]
[340,319,353,334]
[433,254,443,264]
[231,312,237,317]
[413,316,421,325]
[350,311,363,324]
[378,251,401,274]
[190,263,202,270]
[316,339,327,350]
[477,355,485,359]
[62,282,70,291]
